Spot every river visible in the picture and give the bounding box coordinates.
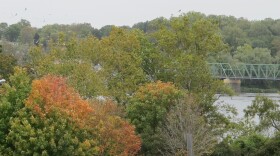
[215,93,280,122]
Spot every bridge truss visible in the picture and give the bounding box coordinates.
[209,63,280,80]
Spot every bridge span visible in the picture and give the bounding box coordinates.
[209,63,280,80]
[209,63,280,92]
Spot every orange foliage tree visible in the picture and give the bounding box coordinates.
[24,75,141,155]
[25,75,93,126]
[91,101,141,155]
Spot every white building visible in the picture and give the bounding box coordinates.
[0,79,6,85]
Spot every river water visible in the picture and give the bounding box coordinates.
[214,93,280,121]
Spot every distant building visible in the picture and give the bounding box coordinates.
[0,79,6,85]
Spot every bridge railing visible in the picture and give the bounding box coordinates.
[209,63,280,80]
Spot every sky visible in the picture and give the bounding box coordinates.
[0,0,280,28]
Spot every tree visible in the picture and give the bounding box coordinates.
[0,22,8,39]
[207,50,233,63]
[3,75,141,155]
[19,26,36,44]
[233,44,273,64]
[141,13,234,141]
[134,30,164,81]
[151,12,224,59]
[27,36,106,98]
[248,21,272,48]
[212,95,280,156]
[271,37,280,56]
[99,25,114,37]
[244,96,280,132]
[91,101,141,155]
[0,67,31,151]
[211,133,267,156]
[132,21,149,33]
[149,13,228,108]
[127,81,181,155]
[69,23,92,38]
[17,19,31,27]
[5,108,100,156]
[255,132,280,156]
[4,19,31,42]
[0,52,17,79]
[28,28,146,102]
[91,28,102,39]
[160,94,218,156]
[222,26,248,52]
[99,27,146,103]
[4,24,21,42]
[25,75,94,126]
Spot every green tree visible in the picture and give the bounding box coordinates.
[248,21,273,48]
[0,22,8,39]
[245,96,280,132]
[19,26,36,44]
[222,26,248,52]
[211,133,267,156]
[207,50,233,63]
[233,44,273,64]
[4,24,21,42]
[271,37,280,57]
[4,19,31,42]
[69,23,93,38]
[133,17,170,33]
[149,13,231,123]
[0,52,17,79]
[99,27,146,103]
[255,132,280,156]
[27,35,106,98]
[127,81,181,155]
[99,25,114,37]
[150,13,225,84]
[29,28,147,102]
[135,30,164,81]
[132,21,149,33]
[5,108,99,156]
[0,67,31,151]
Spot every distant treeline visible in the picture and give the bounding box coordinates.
[1,12,280,61]
[1,12,280,88]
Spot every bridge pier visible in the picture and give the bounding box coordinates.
[224,79,241,93]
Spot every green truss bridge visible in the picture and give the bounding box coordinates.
[209,63,280,80]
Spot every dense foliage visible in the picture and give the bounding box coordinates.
[1,11,280,155]
[127,81,181,155]
[0,72,141,155]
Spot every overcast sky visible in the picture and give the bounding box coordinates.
[0,0,279,28]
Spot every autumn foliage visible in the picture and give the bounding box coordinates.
[24,75,141,155]
[92,101,141,155]
[134,81,181,105]
[25,75,93,126]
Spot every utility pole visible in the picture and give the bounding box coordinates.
[187,133,194,156]
[186,106,194,156]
